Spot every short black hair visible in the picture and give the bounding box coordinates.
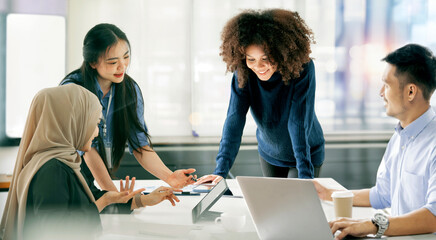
[382,43,436,101]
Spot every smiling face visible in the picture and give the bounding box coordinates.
[91,40,130,85]
[245,44,277,81]
[380,64,409,120]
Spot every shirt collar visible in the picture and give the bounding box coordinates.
[395,106,435,138]
[94,77,115,100]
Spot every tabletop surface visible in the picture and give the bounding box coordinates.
[98,178,436,240]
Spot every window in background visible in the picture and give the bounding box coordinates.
[135,1,193,137]
[335,0,436,131]
[0,12,6,143]
[6,14,65,137]
[7,0,435,140]
[189,0,436,135]
[67,0,193,137]
[190,0,337,136]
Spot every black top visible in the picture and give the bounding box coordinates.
[24,159,102,239]
[24,159,132,239]
[79,157,133,215]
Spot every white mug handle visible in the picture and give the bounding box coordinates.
[215,217,222,224]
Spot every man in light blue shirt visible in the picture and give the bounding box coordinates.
[370,108,436,217]
[314,44,436,239]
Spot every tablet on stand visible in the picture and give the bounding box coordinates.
[191,179,228,223]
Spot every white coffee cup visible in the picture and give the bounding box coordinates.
[331,190,354,218]
[215,212,246,232]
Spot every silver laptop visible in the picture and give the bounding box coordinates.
[237,176,334,240]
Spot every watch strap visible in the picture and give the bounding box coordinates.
[372,213,389,238]
[134,193,144,208]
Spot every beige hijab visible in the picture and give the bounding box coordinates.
[0,84,102,240]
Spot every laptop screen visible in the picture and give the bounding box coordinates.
[237,177,334,240]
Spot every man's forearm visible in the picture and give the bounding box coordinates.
[351,189,371,207]
[385,208,436,236]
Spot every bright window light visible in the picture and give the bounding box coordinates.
[6,14,65,138]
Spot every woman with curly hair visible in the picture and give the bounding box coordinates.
[197,9,325,184]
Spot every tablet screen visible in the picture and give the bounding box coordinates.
[191,179,228,223]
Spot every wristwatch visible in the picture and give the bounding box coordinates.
[371,213,389,238]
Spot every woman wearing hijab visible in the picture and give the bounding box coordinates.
[0,84,178,240]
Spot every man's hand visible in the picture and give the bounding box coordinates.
[329,218,377,240]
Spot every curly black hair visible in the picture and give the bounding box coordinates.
[220,9,315,87]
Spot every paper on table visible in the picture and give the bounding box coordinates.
[141,184,210,194]
[192,184,214,193]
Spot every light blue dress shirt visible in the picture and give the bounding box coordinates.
[370,107,436,216]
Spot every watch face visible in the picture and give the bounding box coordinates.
[375,214,388,225]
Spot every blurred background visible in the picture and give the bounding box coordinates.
[1,0,436,191]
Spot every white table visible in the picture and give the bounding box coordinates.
[99,179,436,240]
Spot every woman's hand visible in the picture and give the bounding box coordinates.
[141,186,181,207]
[104,188,145,204]
[166,169,197,189]
[96,187,145,212]
[195,174,223,185]
[119,176,135,193]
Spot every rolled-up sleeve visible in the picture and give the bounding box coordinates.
[128,83,149,153]
[370,157,392,209]
[424,148,436,216]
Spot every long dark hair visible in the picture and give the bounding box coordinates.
[62,23,152,172]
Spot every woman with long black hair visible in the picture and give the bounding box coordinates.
[61,23,195,192]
